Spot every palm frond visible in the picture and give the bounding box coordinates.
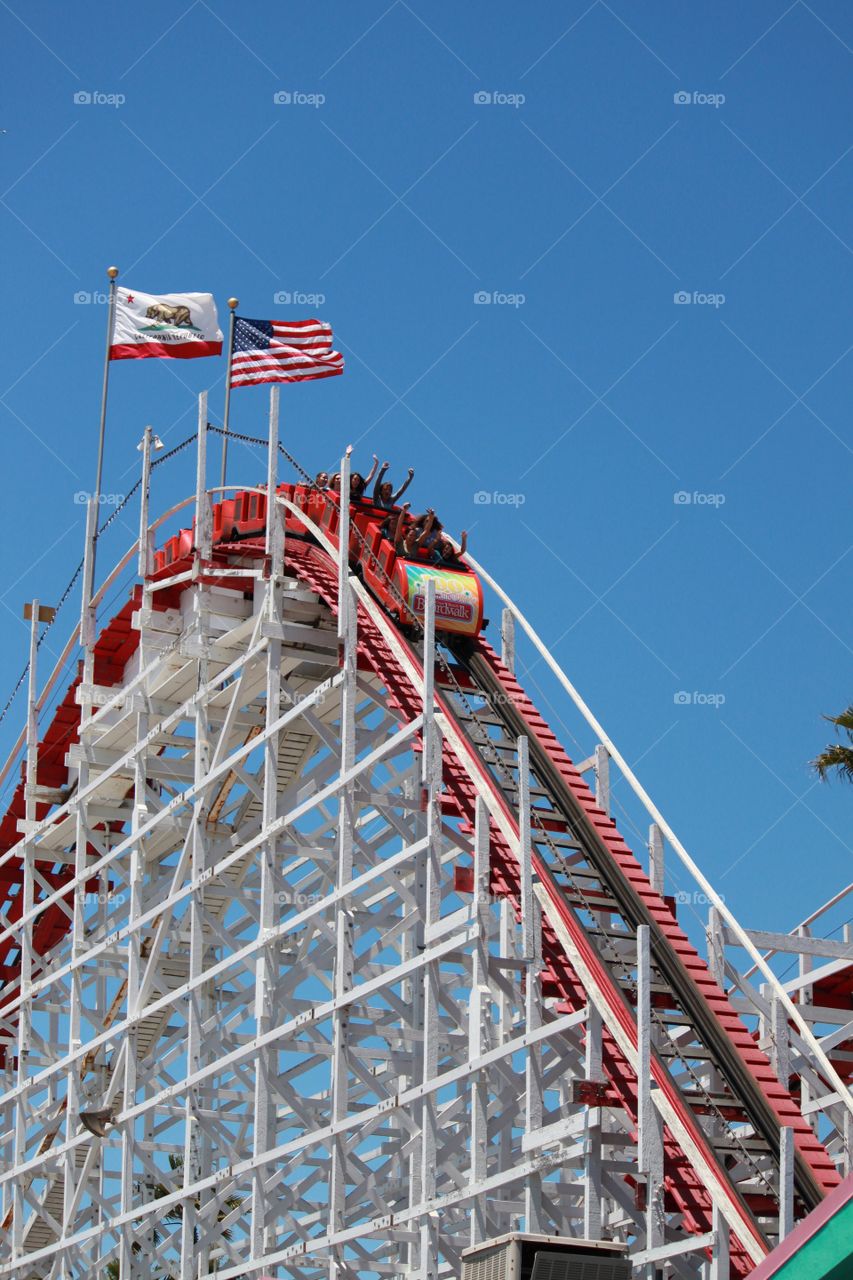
[150,1150,244,1244]
[822,703,853,739]
[812,743,853,783]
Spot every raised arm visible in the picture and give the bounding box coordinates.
[392,503,410,552]
[392,467,415,503]
[412,510,435,548]
[363,453,380,488]
[458,529,468,557]
[372,460,390,505]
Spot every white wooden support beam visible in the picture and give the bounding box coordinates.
[632,1231,715,1266]
[406,580,430,1274]
[265,385,284,584]
[708,906,726,989]
[12,602,41,1262]
[501,608,515,674]
[497,896,514,1237]
[779,1125,794,1240]
[518,736,533,968]
[24,601,40,830]
[337,447,351,652]
[194,392,212,564]
[64,564,99,1254]
[469,797,490,1247]
[421,578,436,780]
[594,743,610,815]
[797,926,818,1134]
[518,734,543,1235]
[181,578,211,1279]
[137,426,154,591]
[252,500,284,1262]
[770,990,790,1088]
[329,451,358,1279]
[648,822,664,896]
[638,924,664,1275]
[742,928,853,960]
[582,1000,604,1239]
[418,579,440,1280]
[710,1205,730,1280]
[120,678,149,1279]
[79,498,98,680]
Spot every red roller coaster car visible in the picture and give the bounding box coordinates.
[155,482,485,640]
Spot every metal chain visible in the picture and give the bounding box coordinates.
[96,479,141,540]
[207,425,268,451]
[0,666,30,730]
[150,431,199,468]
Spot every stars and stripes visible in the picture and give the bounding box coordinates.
[229,317,344,387]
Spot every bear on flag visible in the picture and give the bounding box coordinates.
[109,288,223,360]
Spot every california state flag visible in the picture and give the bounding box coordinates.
[110,287,223,360]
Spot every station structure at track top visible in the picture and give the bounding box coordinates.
[0,394,850,1279]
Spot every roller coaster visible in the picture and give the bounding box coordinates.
[0,400,850,1278]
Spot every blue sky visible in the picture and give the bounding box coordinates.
[0,1,850,940]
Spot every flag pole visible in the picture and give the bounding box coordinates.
[219,297,239,490]
[93,266,119,521]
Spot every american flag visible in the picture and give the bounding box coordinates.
[229,317,344,388]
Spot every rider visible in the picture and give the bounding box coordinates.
[350,455,380,501]
[373,461,415,510]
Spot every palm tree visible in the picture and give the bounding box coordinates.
[812,704,853,784]
[103,1154,243,1277]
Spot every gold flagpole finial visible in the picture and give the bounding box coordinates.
[107,265,119,280]
[227,297,239,310]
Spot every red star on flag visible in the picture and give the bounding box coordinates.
[126,294,135,303]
